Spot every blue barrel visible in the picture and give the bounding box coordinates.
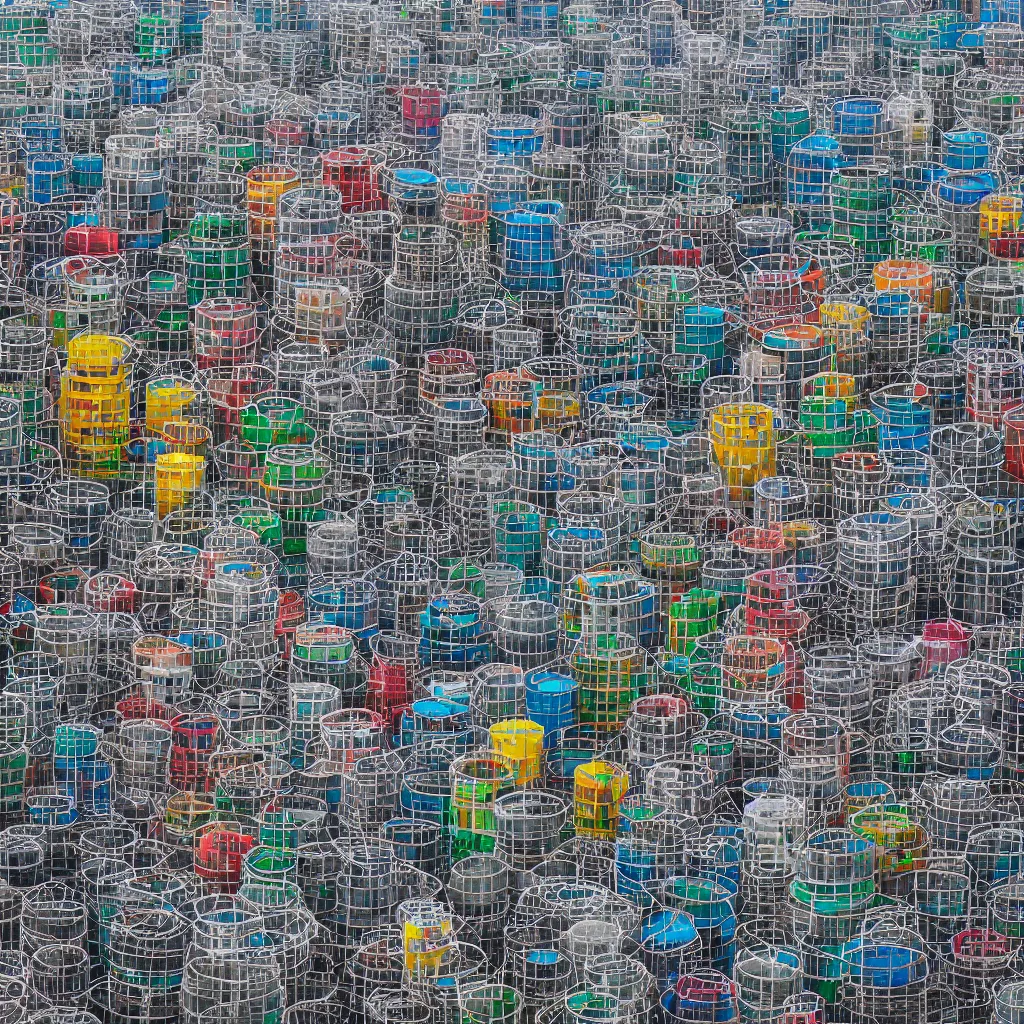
[518,0,559,34]
[400,697,471,747]
[729,702,791,742]
[252,0,275,28]
[691,824,744,889]
[771,101,812,162]
[494,508,549,574]
[80,759,113,814]
[942,129,993,170]
[387,167,440,219]
[111,60,132,105]
[520,576,556,603]
[933,171,1000,265]
[571,69,604,92]
[787,134,845,209]
[586,381,654,420]
[647,10,677,65]
[927,19,963,49]
[27,790,77,827]
[934,171,999,207]
[661,873,738,975]
[399,769,452,825]
[574,231,640,282]
[478,0,508,32]
[850,778,894,807]
[486,121,544,166]
[894,161,948,193]
[636,909,702,989]
[842,939,928,989]
[525,669,579,746]
[52,756,86,784]
[306,578,378,651]
[53,723,100,761]
[676,305,727,361]
[741,777,778,804]
[955,22,984,48]
[26,154,68,204]
[130,67,170,105]
[871,388,933,453]
[485,170,530,248]
[511,432,575,498]
[20,117,63,154]
[502,204,565,293]
[418,593,492,670]
[617,830,662,907]
[71,154,103,193]
[833,97,884,137]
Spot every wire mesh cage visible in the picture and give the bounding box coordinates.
[0,4,1023,1022]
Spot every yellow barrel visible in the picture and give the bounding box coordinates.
[490,719,545,787]
[65,333,130,375]
[59,382,130,442]
[709,403,776,505]
[537,391,581,434]
[400,899,454,975]
[819,302,869,382]
[59,334,131,477]
[849,803,929,881]
[247,165,300,238]
[980,192,1023,248]
[146,379,198,432]
[155,452,205,518]
[573,759,628,839]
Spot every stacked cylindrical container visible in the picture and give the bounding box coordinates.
[2,3,1024,1023]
